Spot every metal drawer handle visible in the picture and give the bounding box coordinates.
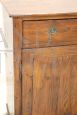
[49,26,57,34]
[48,26,57,45]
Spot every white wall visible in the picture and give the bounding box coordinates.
[0,2,14,115]
[0,3,7,115]
[0,3,4,29]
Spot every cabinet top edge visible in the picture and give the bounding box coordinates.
[1,0,77,20]
[12,13,77,20]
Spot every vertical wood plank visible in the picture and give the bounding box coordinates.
[32,54,60,115]
[70,56,77,115]
[13,18,22,115]
[32,47,77,115]
[58,56,71,115]
[22,50,34,115]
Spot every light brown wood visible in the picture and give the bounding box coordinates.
[21,13,77,20]
[22,45,77,115]
[23,19,77,48]
[4,12,77,115]
[22,50,34,115]
[13,18,22,115]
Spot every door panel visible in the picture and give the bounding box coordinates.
[22,46,77,115]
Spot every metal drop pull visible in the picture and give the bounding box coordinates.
[48,26,57,45]
[49,26,57,34]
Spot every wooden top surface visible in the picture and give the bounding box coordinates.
[1,0,77,17]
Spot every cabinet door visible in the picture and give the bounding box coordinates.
[22,46,77,115]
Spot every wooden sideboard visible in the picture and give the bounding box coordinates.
[13,14,77,115]
[1,0,77,115]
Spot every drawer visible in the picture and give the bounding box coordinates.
[22,19,77,48]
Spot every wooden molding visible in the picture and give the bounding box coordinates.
[12,13,77,20]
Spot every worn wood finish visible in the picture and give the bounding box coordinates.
[23,19,77,48]
[22,46,77,115]
[22,50,34,115]
[32,47,77,115]
[8,13,77,21]
[4,12,77,115]
[21,13,77,20]
[13,18,22,115]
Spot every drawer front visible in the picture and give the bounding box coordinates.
[22,19,77,48]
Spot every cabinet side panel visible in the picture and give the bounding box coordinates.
[13,18,22,115]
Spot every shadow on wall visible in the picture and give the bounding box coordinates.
[0,30,7,115]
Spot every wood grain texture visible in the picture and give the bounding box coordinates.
[10,13,77,115]
[13,18,22,115]
[22,50,34,115]
[23,19,77,48]
[22,45,77,115]
[22,13,77,20]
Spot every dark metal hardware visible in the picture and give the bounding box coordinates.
[48,26,57,45]
[49,26,57,34]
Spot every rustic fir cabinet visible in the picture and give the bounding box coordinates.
[1,1,77,115]
[11,14,77,115]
